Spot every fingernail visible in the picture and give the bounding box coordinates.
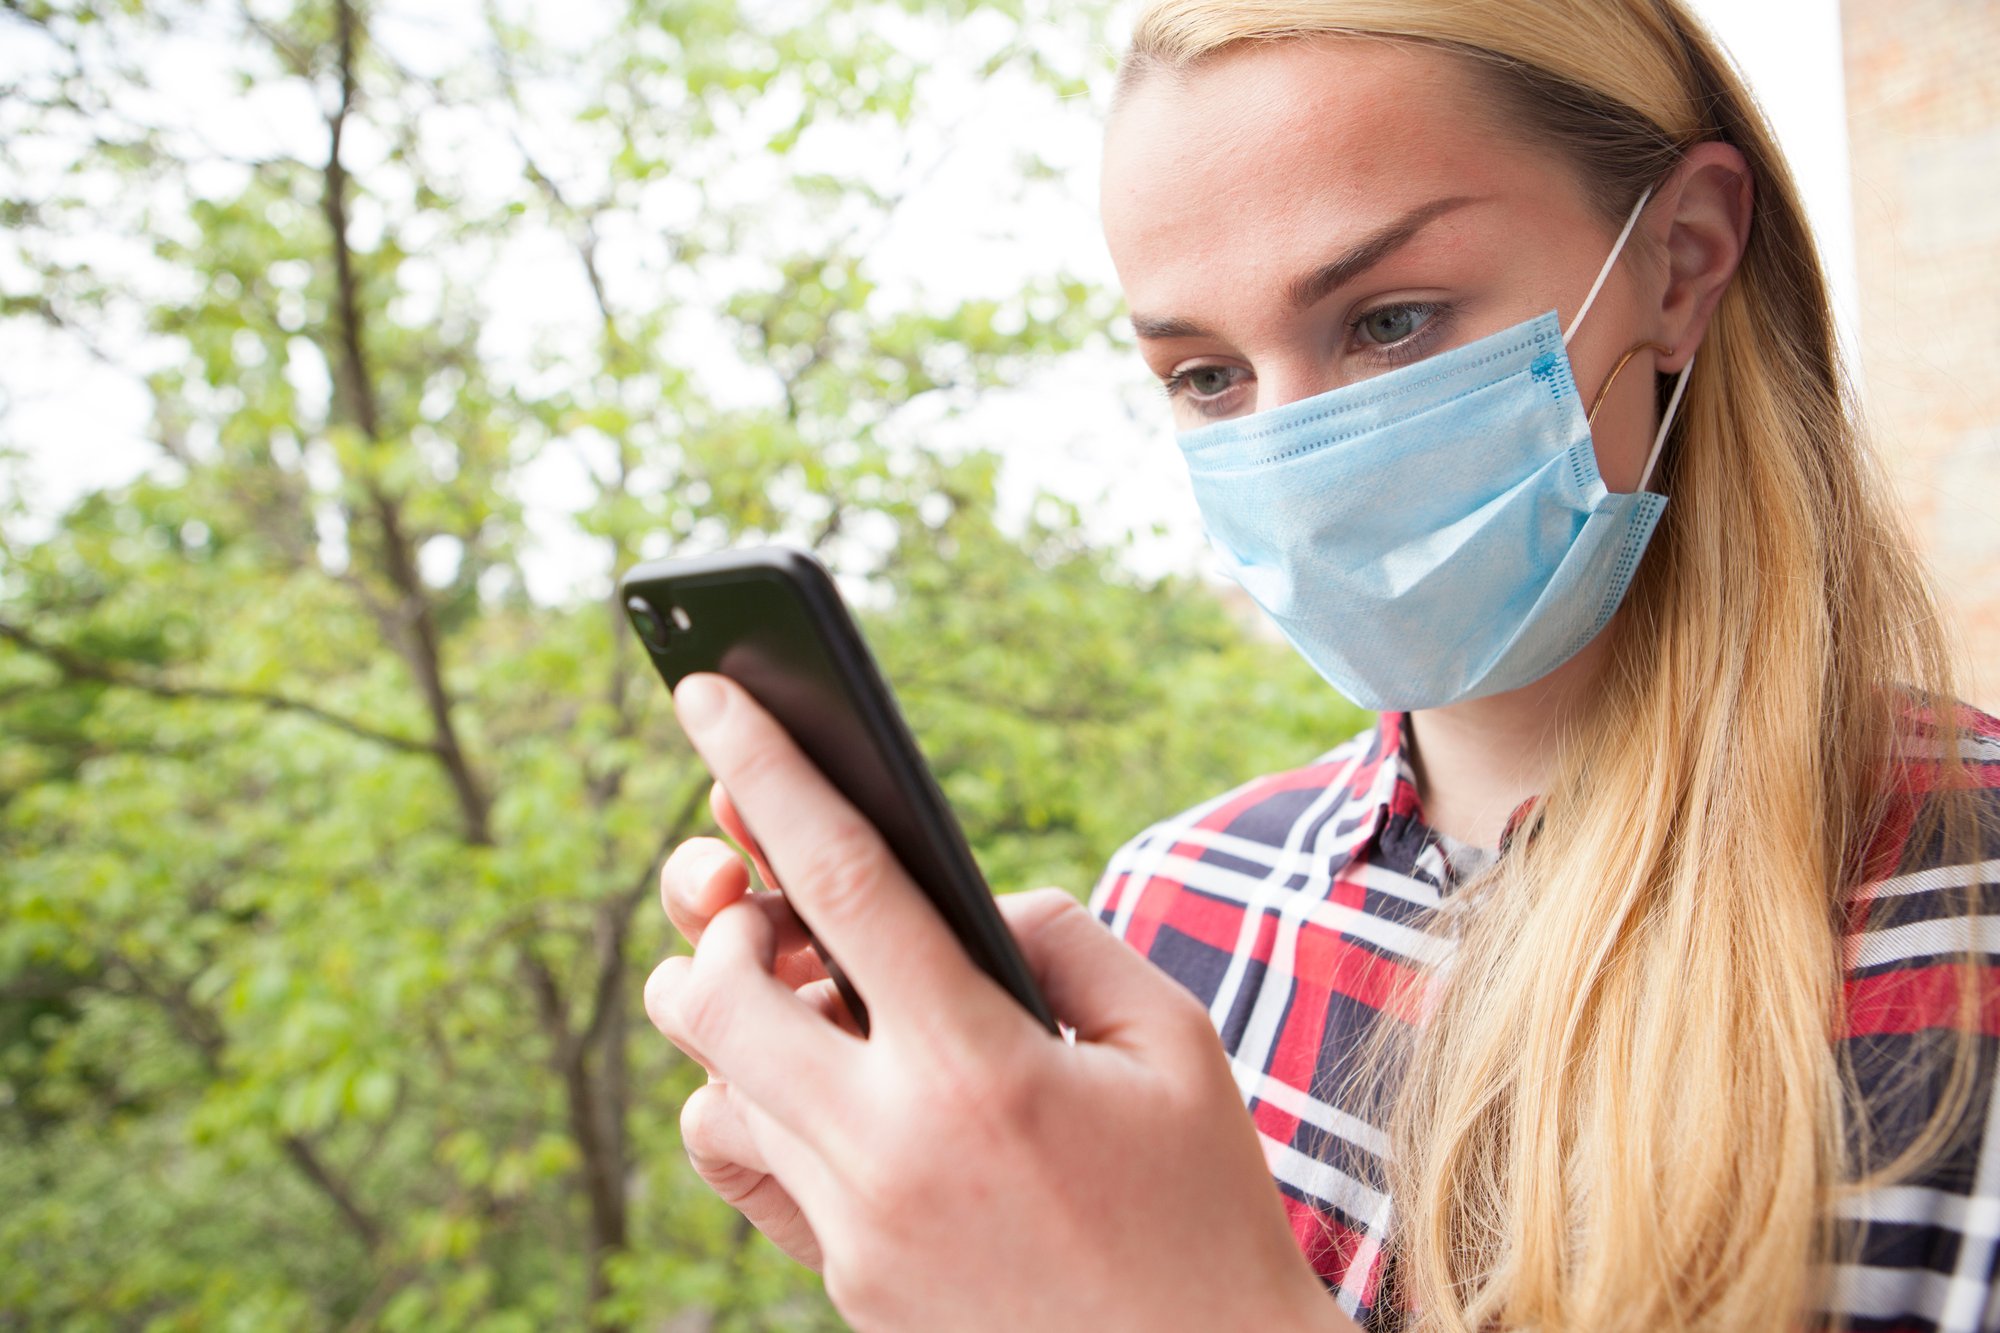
[675,674,725,732]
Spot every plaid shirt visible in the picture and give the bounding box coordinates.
[1089,707,2000,1332]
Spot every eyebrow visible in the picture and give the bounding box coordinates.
[1129,194,1485,342]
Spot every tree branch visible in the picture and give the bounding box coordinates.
[520,943,625,1325]
[580,779,707,1053]
[316,0,494,846]
[108,953,389,1255]
[512,780,706,1329]
[281,1133,385,1252]
[237,1,315,81]
[106,955,227,1073]
[0,620,437,757]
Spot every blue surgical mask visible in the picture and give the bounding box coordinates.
[1175,191,1694,712]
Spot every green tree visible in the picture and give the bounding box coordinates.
[0,2,1367,1329]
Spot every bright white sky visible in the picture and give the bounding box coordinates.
[5,0,1856,588]
[1688,0,1856,352]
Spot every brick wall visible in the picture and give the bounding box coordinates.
[1844,0,2000,711]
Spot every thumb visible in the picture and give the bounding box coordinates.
[995,888,1191,1047]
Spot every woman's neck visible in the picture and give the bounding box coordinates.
[1405,630,1613,848]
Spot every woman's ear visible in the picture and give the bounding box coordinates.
[1649,141,1754,372]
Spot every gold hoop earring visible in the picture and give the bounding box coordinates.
[1586,341,1675,425]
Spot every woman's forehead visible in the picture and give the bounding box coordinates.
[1100,37,1568,281]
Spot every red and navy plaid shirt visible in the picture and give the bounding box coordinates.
[1089,707,2000,1332]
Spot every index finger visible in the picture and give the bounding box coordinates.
[671,673,994,1028]
[657,843,830,1006]
[712,782,778,893]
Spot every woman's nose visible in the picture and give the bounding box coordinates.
[1254,359,1342,414]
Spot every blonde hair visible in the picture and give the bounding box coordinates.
[1119,3,1984,1329]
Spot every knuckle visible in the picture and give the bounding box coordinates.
[710,894,772,949]
[660,844,713,933]
[822,1248,895,1324]
[642,956,689,1033]
[1038,889,1090,935]
[1163,982,1220,1047]
[697,1160,762,1210]
[819,1253,861,1317]
[1020,884,1078,912]
[678,1085,729,1166]
[1004,885,1085,942]
[682,1117,757,1205]
[978,1050,1044,1130]
[673,964,734,1051]
[851,1180,918,1240]
[721,731,792,799]
[805,820,889,926]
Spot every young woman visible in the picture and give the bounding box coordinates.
[642,1,2000,1329]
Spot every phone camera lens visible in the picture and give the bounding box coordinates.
[626,596,669,649]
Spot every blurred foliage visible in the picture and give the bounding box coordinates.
[0,0,1368,1329]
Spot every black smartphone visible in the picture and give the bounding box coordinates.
[619,545,1059,1037]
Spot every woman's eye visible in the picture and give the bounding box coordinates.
[1183,366,1237,397]
[1355,303,1433,346]
[1163,363,1247,405]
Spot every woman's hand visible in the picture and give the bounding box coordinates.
[659,783,847,1270]
[662,780,842,1001]
[644,674,1350,1332]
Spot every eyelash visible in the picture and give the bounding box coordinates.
[1159,366,1232,402]
[1160,300,1457,407]
[1349,300,1453,362]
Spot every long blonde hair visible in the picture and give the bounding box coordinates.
[1118,3,1983,1329]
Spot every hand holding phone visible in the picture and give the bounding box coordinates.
[621,546,1059,1036]
[641,671,1341,1331]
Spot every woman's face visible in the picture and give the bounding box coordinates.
[1100,37,1672,492]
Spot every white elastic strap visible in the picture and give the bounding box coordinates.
[1637,353,1694,493]
[1562,185,1655,348]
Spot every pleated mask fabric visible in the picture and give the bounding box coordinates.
[1174,194,1691,711]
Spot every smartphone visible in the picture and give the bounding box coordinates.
[619,545,1059,1037]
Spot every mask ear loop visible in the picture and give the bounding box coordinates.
[1562,185,1655,348]
[1562,182,1693,494]
[1637,355,1694,493]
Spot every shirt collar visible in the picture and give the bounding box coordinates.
[1362,710,1539,858]
[1364,710,1419,818]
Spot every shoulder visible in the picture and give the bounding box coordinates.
[1842,702,2000,1021]
[1086,721,1388,938]
[1845,703,2000,967]
[1831,706,2000,1331]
